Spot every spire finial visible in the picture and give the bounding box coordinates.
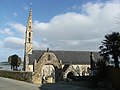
[30,3,32,11]
[30,3,32,8]
[29,3,32,17]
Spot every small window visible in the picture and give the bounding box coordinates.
[48,54,51,60]
[29,26,31,29]
[29,32,31,37]
[28,38,30,43]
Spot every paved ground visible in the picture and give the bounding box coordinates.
[0,77,39,90]
[0,77,116,90]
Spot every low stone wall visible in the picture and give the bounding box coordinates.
[107,66,120,89]
[0,70,33,83]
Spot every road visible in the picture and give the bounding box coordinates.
[0,77,115,90]
[0,77,40,90]
[0,77,83,90]
[0,77,89,90]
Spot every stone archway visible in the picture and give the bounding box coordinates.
[41,64,55,83]
[63,65,78,79]
[32,52,62,84]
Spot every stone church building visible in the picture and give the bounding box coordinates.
[24,8,102,84]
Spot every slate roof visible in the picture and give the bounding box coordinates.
[28,50,102,65]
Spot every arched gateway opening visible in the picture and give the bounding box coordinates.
[41,64,55,83]
[67,72,75,79]
[32,52,62,84]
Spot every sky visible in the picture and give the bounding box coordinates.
[0,0,120,62]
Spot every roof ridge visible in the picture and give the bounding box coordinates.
[32,49,99,52]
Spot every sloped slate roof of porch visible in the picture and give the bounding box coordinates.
[28,50,102,65]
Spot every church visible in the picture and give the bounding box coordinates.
[23,7,102,84]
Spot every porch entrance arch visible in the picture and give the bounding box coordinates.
[63,65,78,79]
[32,52,62,84]
[67,72,75,79]
[41,64,55,83]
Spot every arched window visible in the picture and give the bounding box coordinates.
[48,54,51,60]
[28,38,30,43]
[29,26,31,29]
[29,32,31,37]
[67,72,74,79]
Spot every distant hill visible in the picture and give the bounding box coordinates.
[0,61,9,65]
[0,61,23,65]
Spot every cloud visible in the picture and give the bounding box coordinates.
[67,4,81,12]
[47,39,102,51]
[0,28,13,35]
[32,1,120,51]
[2,36,49,50]
[9,22,26,33]
[0,0,120,62]
[0,41,3,48]
[3,37,24,50]
[1,0,120,52]
[33,41,50,50]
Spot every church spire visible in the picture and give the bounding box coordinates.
[24,5,33,71]
[27,4,32,32]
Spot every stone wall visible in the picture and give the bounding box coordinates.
[0,70,33,83]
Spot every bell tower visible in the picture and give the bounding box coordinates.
[24,6,33,71]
